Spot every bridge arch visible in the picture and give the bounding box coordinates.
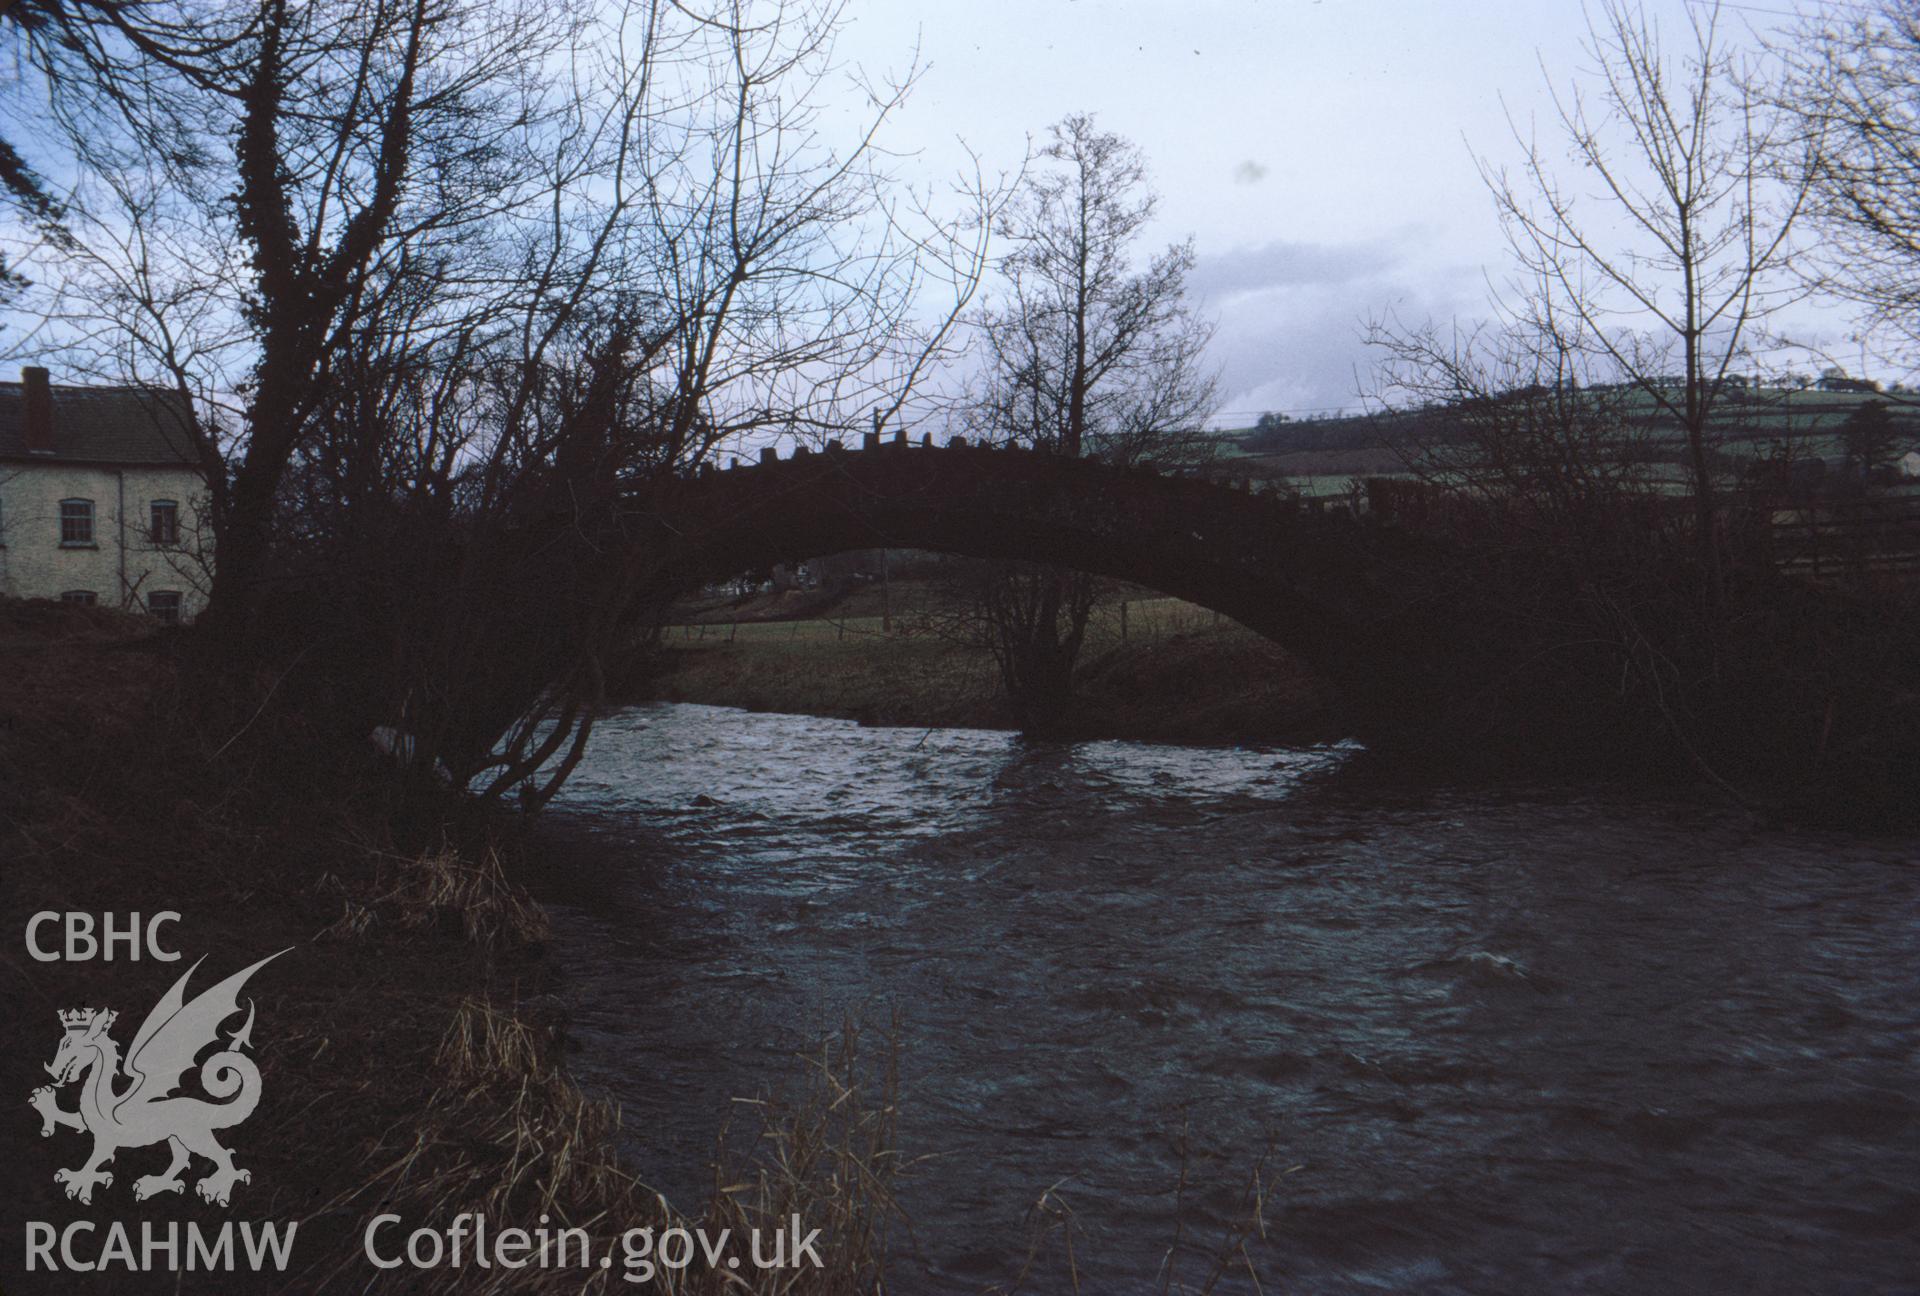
[619,438,1462,734]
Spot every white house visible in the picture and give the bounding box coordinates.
[1901,449,1920,479]
[0,367,212,622]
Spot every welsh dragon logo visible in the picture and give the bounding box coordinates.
[28,950,289,1207]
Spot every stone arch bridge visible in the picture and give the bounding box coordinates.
[592,434,1491,742]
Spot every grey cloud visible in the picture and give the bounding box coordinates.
[1204,265,1486,414]
[1187,234,1410,304]
[1232,160,1269,185]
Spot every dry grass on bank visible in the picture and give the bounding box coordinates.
[0,597,918,1293]
[298,990,913,1295]
[316,840,551,950]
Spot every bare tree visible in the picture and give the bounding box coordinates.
[445,1,998,801]
[7,0,996,802]
[972,113,1218,467]
[1354,4,1839,798]
[1776,1,1920,373]
[9,0,990,623]
[6,0,590,636]
[1366,301,1662,534]
[1478,0,1814,599]
[0,0,83,312]
[949,113,1218,735]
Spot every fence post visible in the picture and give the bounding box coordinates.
[881,548,892,635]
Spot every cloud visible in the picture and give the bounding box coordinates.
[1188,235,1408,304]
[1195,248,1488,415]
[1232,160,1269,185]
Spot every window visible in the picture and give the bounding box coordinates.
[149,499,180,546]
[59,590,98,606]
[147,590,183,625]
[59,498,94,546]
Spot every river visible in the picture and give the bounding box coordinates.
[529,701,1920,1294]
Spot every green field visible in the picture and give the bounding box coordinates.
[1218,385,1920,497]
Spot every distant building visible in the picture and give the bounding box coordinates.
[0,367,211,622]
[1818,368,1883,394]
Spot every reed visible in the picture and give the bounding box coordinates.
[319,1002,915,1294]
[317,839,551,951]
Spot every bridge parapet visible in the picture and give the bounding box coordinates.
[702,432,1319,514]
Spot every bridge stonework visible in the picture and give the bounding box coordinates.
[603,439,1488,743]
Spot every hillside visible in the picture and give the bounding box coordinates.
[1225,386,1920,493]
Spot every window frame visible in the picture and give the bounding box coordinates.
[147,590,183,625]
[58,498,96,547]
[149,498,180,547]
[59,590,98,606]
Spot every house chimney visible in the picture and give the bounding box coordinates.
[21,367,54,454]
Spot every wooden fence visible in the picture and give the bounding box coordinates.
[1765,494,1920,589]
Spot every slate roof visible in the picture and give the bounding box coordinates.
[0,379,203,467]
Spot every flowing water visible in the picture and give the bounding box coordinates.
[531,701,1920,1294]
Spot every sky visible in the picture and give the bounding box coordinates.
[833,0,1851,425]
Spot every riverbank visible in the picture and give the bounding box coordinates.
[0,599,897,1294]
[634,593,1344,745]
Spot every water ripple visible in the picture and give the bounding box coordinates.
[531,702,1920,1295]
